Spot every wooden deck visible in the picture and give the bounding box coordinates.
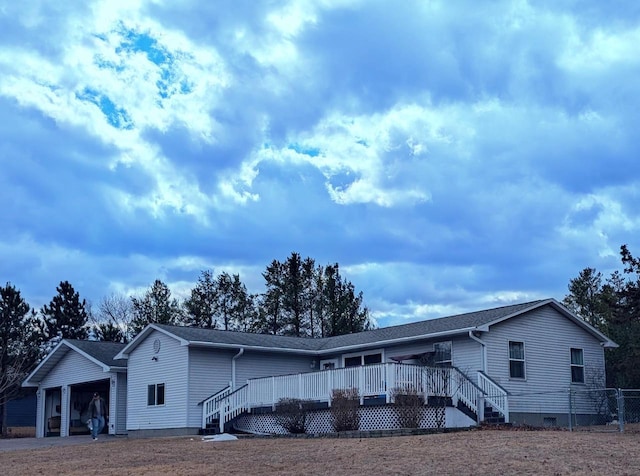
[202,363,509,432]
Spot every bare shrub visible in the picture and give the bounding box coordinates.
[330,388,360,432]
[274,398,315,434]
[392,385,424,428]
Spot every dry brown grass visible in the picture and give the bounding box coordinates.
[3,428,640,476]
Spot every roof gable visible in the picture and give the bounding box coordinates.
[480,299,617,347]
[23,340,127,387]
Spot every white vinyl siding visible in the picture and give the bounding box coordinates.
[126,331,189,431]
[115,372,127,435]
[451,338,483,379]
[186,348,234,428]
[40,351,106,388]
[482,306,606,415]
[236,351,313,385]
[188,348,313,429]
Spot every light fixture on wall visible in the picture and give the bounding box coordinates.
[310,359,317,369]
[151,356,158,362]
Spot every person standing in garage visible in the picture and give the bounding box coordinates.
[89,392,108,440]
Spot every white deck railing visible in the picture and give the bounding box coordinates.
[478,372,509,423]
[203,363,509,431]
[201,385,232,428]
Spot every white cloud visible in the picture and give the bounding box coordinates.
[559,190,640,259]
[560,25,640,73]
[2,0,640,328]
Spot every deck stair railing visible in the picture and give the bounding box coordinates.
[477,371,509,423]
[202,363,509,431]
[201,385,232,428]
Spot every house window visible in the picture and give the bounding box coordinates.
[364,353,383,365]
[571,348,585,384]
[433,341,452,366]
[509,341,525,379]
[343,350,383,367]
[344,356,361,367]
[148,383,165,406]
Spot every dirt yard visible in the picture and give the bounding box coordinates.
[2,428,639,475]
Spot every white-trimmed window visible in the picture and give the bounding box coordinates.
[433,341,452,366]
[509,341,525,379]
[570,348,585,384]
[148,383,165,406]
[343,350,383,367]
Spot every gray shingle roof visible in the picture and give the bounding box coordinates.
[153,324,323,351]
[317,299,548,350]
[153,299,549,354]
[66,340,128,367]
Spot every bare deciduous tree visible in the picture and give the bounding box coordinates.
[91,293,134,343]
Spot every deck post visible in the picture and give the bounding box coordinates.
[477,395,485,423]
[386,363,395,403]
[219,402,225,433]
[271,377,276,411]
[503,395,509,423]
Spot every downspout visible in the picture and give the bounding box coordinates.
[231,348,244,390]
[468,330,486,373]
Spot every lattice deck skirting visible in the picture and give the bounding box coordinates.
[234,404,449,435]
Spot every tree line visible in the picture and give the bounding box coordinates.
[0,252,372,436]
[563,244,640,388]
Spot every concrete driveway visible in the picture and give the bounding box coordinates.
[0,435,113,452]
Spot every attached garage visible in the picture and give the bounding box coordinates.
[22,340,127,438]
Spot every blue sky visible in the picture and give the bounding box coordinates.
[1,0,639,327]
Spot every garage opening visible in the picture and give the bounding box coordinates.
[68,380,110,437]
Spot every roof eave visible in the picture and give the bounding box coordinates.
[189,327,477,355]
[22,340,68,387]
[316,327,477,355]
[187,341,318,355]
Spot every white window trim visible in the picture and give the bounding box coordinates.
[147,383,166,407]
[508,340,526,380]
[570,347,585,384]
[342,349,385,367]
[433,341,453,366]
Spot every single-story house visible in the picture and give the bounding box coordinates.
[24,298,617,437]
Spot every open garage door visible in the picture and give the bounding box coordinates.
[68,380,110,436]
